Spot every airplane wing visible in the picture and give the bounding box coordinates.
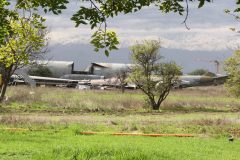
[11,75,80,88]
[212,75,228,85]
[90,78,120,87]
[173,80,192,88]
[29,76,79,87]
[213,75,228,80]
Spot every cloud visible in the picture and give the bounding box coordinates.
[48,24,240,51]
[45,0,239,51]
[48,27,92,45]
[116,27,240,51]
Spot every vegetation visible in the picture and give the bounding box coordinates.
[3,0,235,55]
[0,86,239,159]
[2,86,240,114]
[1,0,240,57]
[129,40,181,110]
[1,1,240,159]
[28,65,53,77]
[224,50,240,97]
[188,69,216,77]
[0,129,239,160]
[188,69,207,75]
[0,1,47,102]
[115,69,128,93]
[2,86,240,137]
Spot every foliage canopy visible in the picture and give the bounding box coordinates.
[3,0,230,56]
[28,65,53,77]
[188,69,216,77]
[128,40,181,110]
[224,50,240,97]
[0,0,47,101]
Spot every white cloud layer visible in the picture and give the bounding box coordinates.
[45,0,240,51]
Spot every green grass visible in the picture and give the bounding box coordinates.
[0,129,239,160]
[1,112,240,138]
[1,86,240,159]
[1,86,240,114]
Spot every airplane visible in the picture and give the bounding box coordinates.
[174,74,228,89]
[29,75,80,88]
[12,61,228,90]
[24,61,130,81]
[60,74,104,80]
[85,63,229,89]
[10,74,80,88]
[11,61,109,88]
[84,62,134,78]
[89,77,136,89]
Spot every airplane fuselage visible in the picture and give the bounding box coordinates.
[176,75,221,88]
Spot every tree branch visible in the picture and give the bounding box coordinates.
[182,0,190,30]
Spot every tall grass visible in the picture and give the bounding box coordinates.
[5,86,144,113]
[1,86,240,159]
[3,86,240,113]
[1,112,240,137]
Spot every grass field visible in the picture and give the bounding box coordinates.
[0,129,240,160]
[1,85,240,113]
[0,86,240,159]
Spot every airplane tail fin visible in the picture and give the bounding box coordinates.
[19,71,36,87]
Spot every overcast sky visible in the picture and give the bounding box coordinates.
[43,0,239,73]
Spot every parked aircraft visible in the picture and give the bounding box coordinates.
[175,74,228,88]
[12,61,227,89]
[90,78,137,90]
[29,76,79,87]
[84,62,134,78]
[10,74,79,88]
[26,61,126,80]
[31,60,75,78]
[60,74,104,80]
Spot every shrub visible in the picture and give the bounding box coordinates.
[28,65,53,77]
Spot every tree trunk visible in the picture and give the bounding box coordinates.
[0,82,8,102]
[149,97,160,110]
[0,66,12,102]
[0,76,3,92]
[121,85,125,93]
[152,103,160,110]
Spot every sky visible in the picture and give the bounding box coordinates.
[42,0,239,73]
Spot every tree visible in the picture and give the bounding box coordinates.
[128,40,181,110]
[5,0,221,56]
[0,1,19,47]
[0,3,47,101]
[224,50,240,97]
[28,65,53,77]
[189,69,209,75]
[5,0,240,56]
[116,69,128,93]
[4,1,240,56]
[188,69,216,77]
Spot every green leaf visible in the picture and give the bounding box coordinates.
[105,50,109,57]
[198,0,205,8]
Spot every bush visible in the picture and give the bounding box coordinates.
[28,65,53,77]
[224,50,240,97]
[189,69,215,77]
